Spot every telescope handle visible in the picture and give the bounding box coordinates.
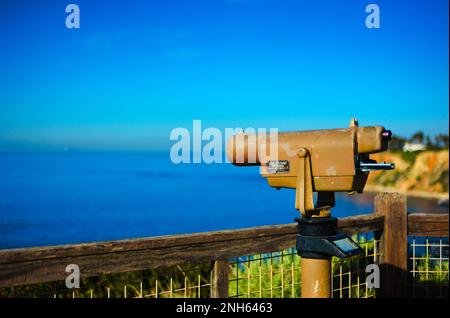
[358,162,395,172]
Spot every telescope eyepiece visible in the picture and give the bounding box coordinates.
[382,129,392,141]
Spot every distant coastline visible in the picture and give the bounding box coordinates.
[367,150,449,205]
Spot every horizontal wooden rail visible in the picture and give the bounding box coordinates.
[408,213,449,237]
[0,213,384,288]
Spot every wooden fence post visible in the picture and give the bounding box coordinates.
[211,260,229,298]
[374,192,408,298]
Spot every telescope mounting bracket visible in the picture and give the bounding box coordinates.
[296,148,335,218]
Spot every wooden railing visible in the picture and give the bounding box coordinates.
[0,192,448,297]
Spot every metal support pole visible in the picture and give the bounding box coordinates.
[297,209,334,298]
[297,207,362,298]
[301,257,331,298]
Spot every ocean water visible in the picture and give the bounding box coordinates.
[0,152,446,249]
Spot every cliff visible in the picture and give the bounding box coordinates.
[366,150,449,199]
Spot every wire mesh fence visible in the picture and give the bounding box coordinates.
[228,248,300,298]
[409,238,449,298]
[331,235,379,298]
[228,233,379,298]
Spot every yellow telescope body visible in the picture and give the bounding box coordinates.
[226,119,394,217]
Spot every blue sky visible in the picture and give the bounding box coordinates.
[0,0,448,151]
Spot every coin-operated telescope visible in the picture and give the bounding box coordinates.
[226,119,394,298]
